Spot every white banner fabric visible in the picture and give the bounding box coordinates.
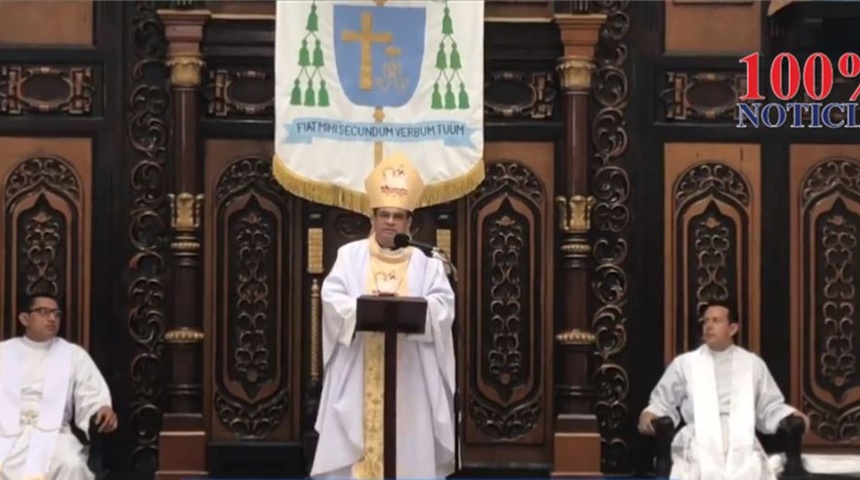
[274,0,484,214]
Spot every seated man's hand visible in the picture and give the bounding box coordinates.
[95,406,118,433]
[792,410,810,433]
[638,410,658,435]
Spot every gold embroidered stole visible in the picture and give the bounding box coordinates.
[352,236,412,479]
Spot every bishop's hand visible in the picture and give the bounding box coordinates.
[95,405,118,433]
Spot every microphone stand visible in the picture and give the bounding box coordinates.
[430,248,461,473]
[431,249,459,284]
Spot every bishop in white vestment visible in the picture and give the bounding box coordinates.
[310,152,457,479]
[639,301,805,480]
[0,294,115,480]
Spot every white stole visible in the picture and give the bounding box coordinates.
[690,345,757,480]
[0,337,73,478]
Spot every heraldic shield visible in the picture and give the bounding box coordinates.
[333,4,426,108]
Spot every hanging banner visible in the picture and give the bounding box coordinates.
[274,0,484,214]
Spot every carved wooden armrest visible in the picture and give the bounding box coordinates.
[87,415,109,479]
[778,415,807,478]
[652,416,676,478]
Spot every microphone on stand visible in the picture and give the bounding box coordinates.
[393,232,461,471]
[393,233,458,283]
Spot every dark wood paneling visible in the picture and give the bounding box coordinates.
[459,143,555,467]
[589,0,635,474]
[199,12,566,474]
[123,1,172,477]
[789,145,860,453]
[662,144,762,361]
[632,0,860,473]
[202,139,303,445]
[0,1,128,477]
[0,139,92,347]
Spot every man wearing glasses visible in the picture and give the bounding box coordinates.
[0,292,116,480]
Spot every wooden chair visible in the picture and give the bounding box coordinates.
[69,413,110,479]
[652,414,808,478]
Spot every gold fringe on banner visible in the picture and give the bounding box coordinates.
[272,154,486,216]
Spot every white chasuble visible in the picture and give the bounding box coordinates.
[0,337,112,480]
[312,237,456,479]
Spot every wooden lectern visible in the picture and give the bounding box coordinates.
[355,294,427,479]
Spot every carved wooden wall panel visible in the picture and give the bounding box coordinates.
[0,137,92,347]
[0,1,94,45]
[659,71,745,123]
[459,141,555,464]
[663,143,762,362]
[0,3,127,472]
[203,139,303,442]
[664,1,760,53]
[790,145,860,450]
[125,2,172,474]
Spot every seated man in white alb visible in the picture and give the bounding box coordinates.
[0,292,117,480]
[638,300,808,480]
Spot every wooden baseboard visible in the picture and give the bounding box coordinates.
[156,428,207,478]
[551,414,602,477]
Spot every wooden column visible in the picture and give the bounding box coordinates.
[156,8,210,480]
[551,13,606,478]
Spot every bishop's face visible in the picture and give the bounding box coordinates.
[19,296,62,342]
[372,207,411,248]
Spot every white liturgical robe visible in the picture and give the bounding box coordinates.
[311,238,456,479]
[644,344,797,480]
[0,336,112,480]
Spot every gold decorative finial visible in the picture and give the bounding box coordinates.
[168,193,204,232]
[556,194,596,233]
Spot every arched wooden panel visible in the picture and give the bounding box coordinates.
[204,144,302,444]
[0,151,91,348]
[663,144,762,363]
[460,142,555,465]
[790,148,860,450]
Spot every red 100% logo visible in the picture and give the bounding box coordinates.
[737,52,860,128]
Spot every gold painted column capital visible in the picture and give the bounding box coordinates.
[157,9,211,88]
[554,13,606,92]
[557,56,597,92]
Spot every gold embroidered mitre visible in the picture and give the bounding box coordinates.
[364,152,425,212]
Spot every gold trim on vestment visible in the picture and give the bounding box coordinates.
[272,154,485,216]
[352,235,413,479]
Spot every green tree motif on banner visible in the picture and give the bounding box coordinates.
[291,0,330,108]
[431,1,469,110]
